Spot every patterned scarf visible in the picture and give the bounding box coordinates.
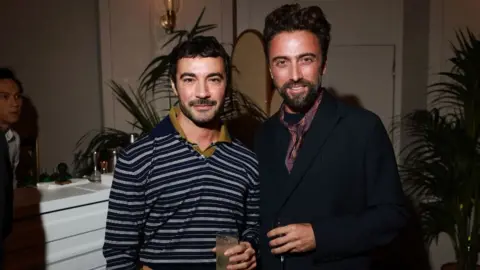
[279,90,323,172]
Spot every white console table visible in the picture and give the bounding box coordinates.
[4,176,113,270]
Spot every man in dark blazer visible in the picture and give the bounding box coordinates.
[254,4,408,270]
[0,130,13,265]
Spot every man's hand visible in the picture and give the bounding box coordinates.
[267,223,316,254]
[212,241,256,270]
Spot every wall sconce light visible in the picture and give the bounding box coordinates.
[160,0,180,34]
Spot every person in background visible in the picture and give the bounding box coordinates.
[103,36,259,270]
[0,130,13,266]
[255,4,408,270]
[0,68,23,188]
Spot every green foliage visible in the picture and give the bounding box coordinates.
[400,29,480,269]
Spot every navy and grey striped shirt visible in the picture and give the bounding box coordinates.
[103,109,260,270]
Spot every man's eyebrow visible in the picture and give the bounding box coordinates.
[272,56,288,62]
[272,53,318,63]
[180,72,196,79]
[206,73,224,79]
[297,53,317,59]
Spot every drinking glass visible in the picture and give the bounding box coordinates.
[89,151,101,182]
[271,218,286,265]
[216,231,239,270]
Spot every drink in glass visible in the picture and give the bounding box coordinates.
[216,232,238,270]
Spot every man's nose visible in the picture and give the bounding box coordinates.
[290,63,303,82]
[195,82,211,98]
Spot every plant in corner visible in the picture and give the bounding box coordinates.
[400,29,480,270]
[73,7,267,177]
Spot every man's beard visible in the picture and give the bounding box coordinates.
[277,78,320,112]
[178,98,222,128]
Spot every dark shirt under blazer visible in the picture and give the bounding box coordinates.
[254,91,408,270]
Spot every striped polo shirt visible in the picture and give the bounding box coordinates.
[103,107,260,270]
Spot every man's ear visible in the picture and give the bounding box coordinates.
[170,79,178,96]
[269,68,273,79]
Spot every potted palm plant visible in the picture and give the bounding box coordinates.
[74,7,267,176]
[400,29,480,270]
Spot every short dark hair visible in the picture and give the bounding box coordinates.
[0,67,23,93]
[263,4,331,66]
[168,36,231,88]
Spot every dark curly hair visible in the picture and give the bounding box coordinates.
[263,4,331,67]
[168,36,231,89]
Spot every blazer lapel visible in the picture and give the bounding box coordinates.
[269,116,290,179]
[274,91,342,215]
[260,115,290,215]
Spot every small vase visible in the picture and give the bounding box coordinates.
[441,262,480,270]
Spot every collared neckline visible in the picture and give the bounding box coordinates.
[5,128,17,142]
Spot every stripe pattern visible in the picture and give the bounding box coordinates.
[103,124,259,269]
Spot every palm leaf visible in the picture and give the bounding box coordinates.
[187,7,208,39]
[161,30,188,49]
[418,201,458,247]
[139,55,170,90]
[192,25,217,36]
[138,6,218,109]
[73,128,131,177]
[73,81,162,175]
[397,28,480,268]
[109,81,160,132]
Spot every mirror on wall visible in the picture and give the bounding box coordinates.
[231,29,277,115]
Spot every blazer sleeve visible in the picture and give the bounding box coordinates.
[312,116,408,261]
[0,132,13,240]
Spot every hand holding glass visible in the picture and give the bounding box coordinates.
[216,232,239,270]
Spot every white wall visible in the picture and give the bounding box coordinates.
[0,0,102,171]
[400,0,430,144]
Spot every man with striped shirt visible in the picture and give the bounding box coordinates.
[103,36,259,270]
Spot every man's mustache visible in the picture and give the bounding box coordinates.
[188,99,217,106]
[280,79,315,92]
